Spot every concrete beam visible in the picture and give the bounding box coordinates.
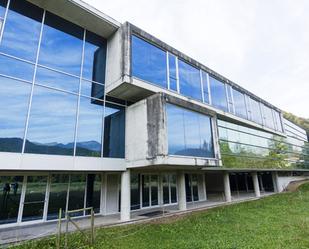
[251,172,261,197]
[177,172,187,211]
[120,170,131,221]
[223,172,231,202]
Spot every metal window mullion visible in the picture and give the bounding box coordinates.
[21,10,46,154]
[17,175,27,223]
[100,173,105,215]
[139,174,142,209]
[166,51,170,89]
[200,70,205,103]
[206,73,212,105]
[43,174,51,221]
[0,0,10,44]
[230,87,236,114]
[168,175,171,204]
[175,56,180,93]
[0,51,36,66]
[225,84,231,113]
[83,174,87,216]
[73,29,86,156]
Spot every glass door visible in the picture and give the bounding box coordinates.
[141,174,159,208]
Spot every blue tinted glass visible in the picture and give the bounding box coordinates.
[263,105,275,130]
[35,66,79,93]
[168,54,177,91]
[83,31,106,84]
[167,104,214,158]
[25,86,77,155]
[0,76,31,152]
[132,35,167,88]
[103,103,125,158]
[178,60,202,101]
[80,80,104,100]
[0,0,43,61]
[233,88,247,119]
[250,98,263,125]
[167,104,185,155]
[76,97,103,157]
[201,71,210,104]
[0,54,34,81]
[0,0,7,18]
[39,12,83,75]
[209,76,228,112]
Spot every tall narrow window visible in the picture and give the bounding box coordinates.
[232,88,247,119]
[209,76,228,112]
[168,53,178,91]
[201,71,210,104]
[249,98,263,125]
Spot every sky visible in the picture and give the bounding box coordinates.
[85,0,309,118]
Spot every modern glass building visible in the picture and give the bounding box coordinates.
[0,0,308,227]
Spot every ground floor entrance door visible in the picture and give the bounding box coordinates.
[141,175,159,208]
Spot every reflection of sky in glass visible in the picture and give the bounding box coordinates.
[209,76,228,112]
[0,55,34,81]
[83,31,106,84]
[80,80,104,99]
[0,0,42,62]
[250,98,263,125]
[168,54,177,91]
[233,89,247,119]
[167,104,214,158]
[132,35,167,88]
[178,60,202,101]
[35,66,79,93]
[39,12,83,76]
[201,71,210,104]
[76,96,103,156]
[0,77,31,152]
[26,86,77,145]
[263,105,275,130]
[0,0,7,18]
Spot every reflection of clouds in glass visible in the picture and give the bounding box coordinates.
[35,67,79,93]
[178,60,202,101]
[26,86,77,144]
[0,55,34,81]
[209,76,228,112]
[0,76,31,138]
[0,2,42,61]
[38,12,83,76]
[132,35,167,88]
[233,89,247,119]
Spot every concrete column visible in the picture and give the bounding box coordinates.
[251,172,260,197]
[272,171,282,192]
[177,172,187,211]
[120,170,131,221]
[223,172,232,202]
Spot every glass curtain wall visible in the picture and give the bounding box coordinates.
[0,0,125,158]
[166,103,214,158]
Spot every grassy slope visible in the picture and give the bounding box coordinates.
[12,185,309,249]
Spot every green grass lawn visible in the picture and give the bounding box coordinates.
[11,184,309,249]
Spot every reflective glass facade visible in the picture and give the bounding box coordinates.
[167,103,214,158]
[218,120,309,169]
[131,35,284,133]
[0,0,124,158]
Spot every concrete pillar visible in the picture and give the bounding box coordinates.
[120,170,131,221]
[223,172,232,202]
[251,172,260,197]
[272,171,282,192]
[177,172,187,211]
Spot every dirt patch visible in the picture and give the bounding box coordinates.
[285,180,309,192]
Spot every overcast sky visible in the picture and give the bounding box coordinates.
[85,0,309,118]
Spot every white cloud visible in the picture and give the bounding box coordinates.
[85,0,309,118]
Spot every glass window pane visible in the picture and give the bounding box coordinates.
[22,176,47,222]
[150,175,158,206]
[166,104,185,155]
[249,98,263,125]
[162,175,169,204]
[39,12,83,76]
[86,174,101,214]
[35,66,80,93]
[178,60,202,101]
[103,103,125,158]
[209,76,228,112]
[47,174,69,220]
[0,0,7,18]
[168,54,177,91]
[76,97,103,157]
[130,173,140,210]
[83,31,106,84]
[81,80,104,99]
[25,86,77,156]
[201,71,210,104]
[0,54,34,82]
[233,88,247,119]
[142,175,149,207]
[263,105,275,130]
[68,174,85,216]
[170,174,177,203]
[199,115,215,157]
[132,35,167,88]
[0,176,23,225]
[0,77,31,153]
[0,0,43,61]
[274,111,283,132]
[184,110,201,156]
